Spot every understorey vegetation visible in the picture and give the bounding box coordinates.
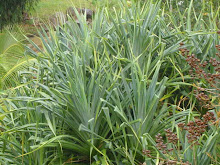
[0,0,219,164]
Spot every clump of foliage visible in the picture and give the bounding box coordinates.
[179,42,220,111]
[144,111,218,165]
[0,0,39,30]
[0,0,219,164]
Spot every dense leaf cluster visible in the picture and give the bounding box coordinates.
[0,0,39,29]
[0,0,219,164]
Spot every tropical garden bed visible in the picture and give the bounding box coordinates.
[0,0,219,164]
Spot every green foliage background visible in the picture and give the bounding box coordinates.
[0,0,39,29]
[0,0,219,164]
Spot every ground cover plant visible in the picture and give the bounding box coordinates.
[0,0,219,164]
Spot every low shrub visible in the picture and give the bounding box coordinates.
[0,0,219,164]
